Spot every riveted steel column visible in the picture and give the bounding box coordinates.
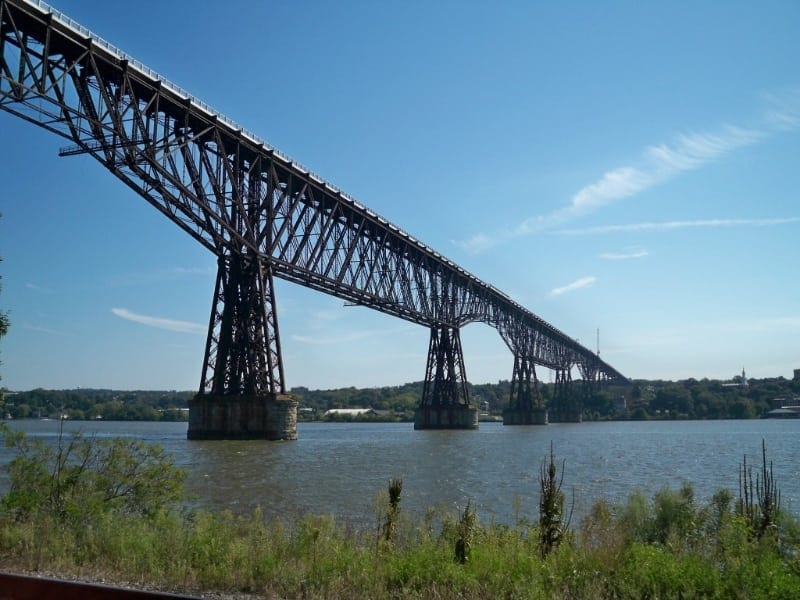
[189,251,297,440]
[549,366,582,423]
[414,325,478,430]
[503,354,548,425]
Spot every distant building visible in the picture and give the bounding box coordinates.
[763,407,800,419]
[765,397,800,419]
[771,397,800,410]
[323,408,377,417]
[722,368,749,389]
[794,369,800,381]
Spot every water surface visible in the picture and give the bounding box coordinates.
[2,419,797,526]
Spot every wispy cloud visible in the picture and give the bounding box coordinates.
[22,322,67,336]
[559,217,800,236]
[599,247,649,260]
[109,266,214,287]
[308,308,345,323]
[762,87,800,131]
[292,325,414,346]
[550,276,596,297]
[25,283,52,293]
[723,316,800,334]
[566,127,762,219]
[111,308,205,334]
[456,88,800,253]
[167,266,215,276]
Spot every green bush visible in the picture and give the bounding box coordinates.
[1,422,184,523]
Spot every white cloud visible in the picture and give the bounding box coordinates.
[109,265,214,287]
[455,233,496,254]
[291,324,414,346]
[308,308,345,322]
[723,316,800,333]
[551,126,762,224]
[25,283,52,293]
[22,322,67,336]
[291,332,374,345]
[456,89,800,253]
[599,247,649,260]
[111,308,205,334]
[558,217,800,235]
[761,87,800,131]
[550,276,596,297]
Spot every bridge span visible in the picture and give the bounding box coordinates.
[0,0,626,438]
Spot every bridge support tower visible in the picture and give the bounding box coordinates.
[188,253,297,440]
[503,354,548,425]
[414,325,478,430]
[549,366,582,423]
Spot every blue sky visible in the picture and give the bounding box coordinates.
[1,0,798,391]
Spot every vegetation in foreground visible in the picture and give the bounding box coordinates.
[0,424,798,599]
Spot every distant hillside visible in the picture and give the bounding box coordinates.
[2,375,797,421]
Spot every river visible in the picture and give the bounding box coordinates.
[1,419,797,527]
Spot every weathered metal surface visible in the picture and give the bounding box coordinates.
[420,325,470,409]
[0,572,202,600]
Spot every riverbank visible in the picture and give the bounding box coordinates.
[1,487,798,599]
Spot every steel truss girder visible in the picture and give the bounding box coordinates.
[201,251,284,396]
[0,0,627,389]
[577,360,607,395]
[420,325,469,408]
[551,365,582,417]
[508,354,542,411]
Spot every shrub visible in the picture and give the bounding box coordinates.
[1,421,184,523]
[539,443,571,557]
[738,439,781,540]
[454,501,477,564]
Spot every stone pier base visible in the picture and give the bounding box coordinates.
[503,407,548,426]
[414,405,479,430]
[548,409,583,424]
[188,393,298,440]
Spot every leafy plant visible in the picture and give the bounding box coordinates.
[383,477,403,543]
[0,225,8,407]
[454,501,477,564]
[738,439,781,539]
[1,421,185,523]
[539,442,572,557]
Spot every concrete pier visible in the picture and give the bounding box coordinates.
[414,405,479,430]
[188,393,298,440]
[548,409,583,423]
[502,407,548,425]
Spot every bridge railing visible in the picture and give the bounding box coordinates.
[21,0,336,202]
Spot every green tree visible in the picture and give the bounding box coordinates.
[1,421,185,522]
[0,224,9,409]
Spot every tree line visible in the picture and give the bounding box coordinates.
[1,388,192,421]
[2,374,797,421]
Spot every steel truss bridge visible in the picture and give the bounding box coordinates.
[0,0,626,438]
